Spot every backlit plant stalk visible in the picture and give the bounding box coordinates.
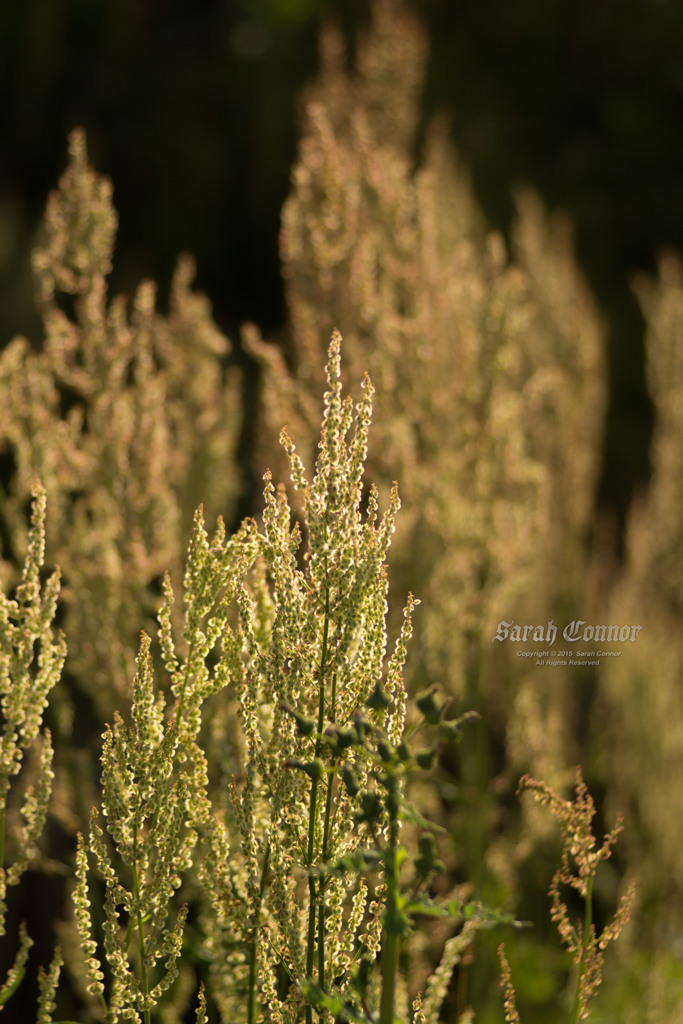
[221,331,408,1022]
[73,510,258,1023]
[67,328,599,1024]
[304,569,330,1024]
[190,332,504,1023]
[499,768,635,1023]
[190,331,497,1024]
[0,480,64,1010]
[378,776,401,1024]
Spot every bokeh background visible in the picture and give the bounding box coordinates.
[2,0,682,530]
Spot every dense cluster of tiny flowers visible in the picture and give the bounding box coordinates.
[70,332,481,1023]
[209,332,415,1020]
[0,481,64,1007]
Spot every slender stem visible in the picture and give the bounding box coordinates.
[570,873,594,1024]
[247,844,271,1024]
[305,570,331,1024]
[318,674,337,988]
[0,780,7,871]
[132,825,151,1024]
[0,763,17,872]
[379,813,401,1024]
[174,641,195,729]
[461,640,488,890]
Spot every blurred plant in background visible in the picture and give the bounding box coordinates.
[249,0,605,750]
[245,18,608,1004]
[592,253,683,1006]
[0,130,241,722]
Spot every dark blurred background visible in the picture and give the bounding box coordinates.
[2,0,682,528]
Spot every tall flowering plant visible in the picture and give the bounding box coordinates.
[69,333,502,1024]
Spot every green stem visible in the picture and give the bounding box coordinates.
[305,573,331,1024]
[0,768,14,871]
[247,844,271,1024]
[174,641,195,729]
[318,675,337,987]
[0,794,6,873]
[132,825,151,1024]
[379,814,401,1024]
[461,639,488,890]
[570,873,594,1024]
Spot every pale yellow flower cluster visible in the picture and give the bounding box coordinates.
[0,482,64,1005]
[71,336,461,1023]
[199,334,414,1022]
